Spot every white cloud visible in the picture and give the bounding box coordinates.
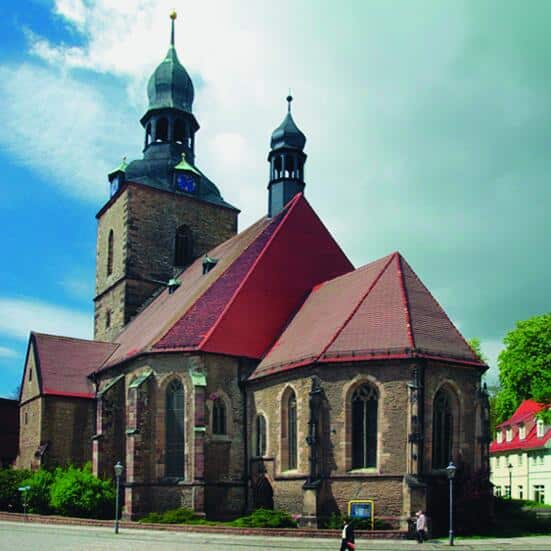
[210,133,248,166]
[480,339,504,387]
[0,346,19,359]
[0,63,135,201]
[0,298,92,341]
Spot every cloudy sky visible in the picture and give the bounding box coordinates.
[0,0,549,397]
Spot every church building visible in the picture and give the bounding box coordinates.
[17,14,491,530]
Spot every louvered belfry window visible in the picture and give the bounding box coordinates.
[432,388,454,469]
[166,379,185,477]
[351,384,378,468]
[107,230,114,276]
[174,225,193,267]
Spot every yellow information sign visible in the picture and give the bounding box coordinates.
[347,499,374,530]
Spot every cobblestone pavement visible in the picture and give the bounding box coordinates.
[0,522,550,550]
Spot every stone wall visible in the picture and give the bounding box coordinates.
[41,396,95,469]
[94,184,238,341]
[247,359,483,523]
[17,397,43,470]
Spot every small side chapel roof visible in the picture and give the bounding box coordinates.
[100,193,353,370]
[251,251,485,379]
[29,333,117,399]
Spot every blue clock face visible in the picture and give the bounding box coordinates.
[176,173,197,193]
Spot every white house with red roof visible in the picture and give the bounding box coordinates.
[490,400,550,503]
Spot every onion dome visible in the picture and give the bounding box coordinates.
[270,95,306,151]
[146,12,194,113]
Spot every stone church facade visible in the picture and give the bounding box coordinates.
[17,14,491,530]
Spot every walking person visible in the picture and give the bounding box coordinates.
[415,510,427,543]
[340,518,355,550]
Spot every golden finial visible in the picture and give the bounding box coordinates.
[181,152,186,160]
[170,10,177,20]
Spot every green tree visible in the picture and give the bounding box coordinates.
[468,337,488,364]
[495,312,551,424]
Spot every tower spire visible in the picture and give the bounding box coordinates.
[170,10,177,46]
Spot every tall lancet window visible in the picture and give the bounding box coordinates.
[281,387,298,470]
[107,230,114,276]
[288,392,297,469]
[432,388,454,469]
[351,383,378,468]
[255,414,267,457]
[166,379,185,477]
[212,397,227,435]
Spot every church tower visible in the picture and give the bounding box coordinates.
[94,13,239,342]
[268,95,307,217]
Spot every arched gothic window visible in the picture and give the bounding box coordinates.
[255,414,267,457]
[107,230,114,276]
[351,383,378,469]
[165,379,185,477]
[432,388,454,469]
[156,117,168,141]
[212,397,227,435]
[174,225,193,267]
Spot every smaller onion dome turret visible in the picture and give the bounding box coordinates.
[147,11,194,113]
[270,95,306,151]
[267,95,307,217]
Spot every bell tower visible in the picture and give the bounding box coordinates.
[267,95,307,217]
[94,12,239,342]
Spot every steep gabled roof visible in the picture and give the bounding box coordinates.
[251,252,484,380]
[101,193,353,369]
[30,333,117,399]
[490,400,550,453]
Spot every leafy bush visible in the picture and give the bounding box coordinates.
[321,512,391,530]
[22,469,54,514]
[49,463,115,519]
[139,507,209,524]
[0,468,32,512]
[230,508,297,528]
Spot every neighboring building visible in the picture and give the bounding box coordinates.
[16,13,491,529]
[490,400,551,503]
[17,333,116,470]
[0,398,19,467]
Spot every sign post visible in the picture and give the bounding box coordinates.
[348,499,374,530]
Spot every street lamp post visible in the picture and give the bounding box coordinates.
[507,463,513,499]
[114,461,124,534]
[446,461,457,546]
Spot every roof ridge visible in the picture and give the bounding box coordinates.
[32,332,112,346]
[317,252,397,361]
[198,193,304,349]
[399,255,485,366]
[396,254,415,349]
[311,252,393,291]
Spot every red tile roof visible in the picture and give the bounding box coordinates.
[31,333,117,398]
[490,400,550,453]
[251,252,484,379]
[102,193,353,368]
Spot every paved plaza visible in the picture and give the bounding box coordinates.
[0,521,550,551]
